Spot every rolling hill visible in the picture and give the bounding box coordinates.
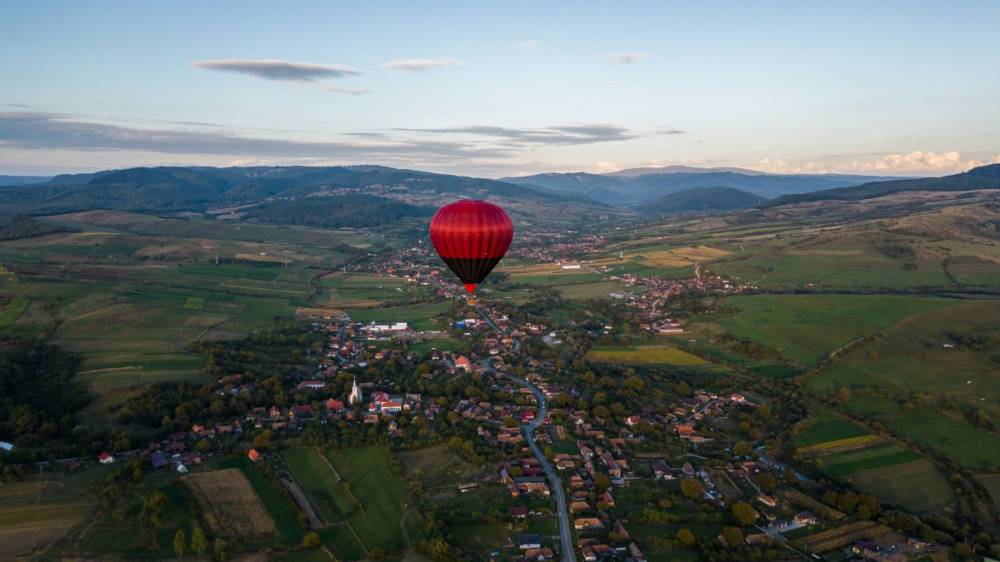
[0,165,606,225]
[769,164,1000,206]
[638,186,765,215]
[503,167,899,205]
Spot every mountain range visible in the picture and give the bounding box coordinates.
[0,164,997,228]
[501,167,902,204]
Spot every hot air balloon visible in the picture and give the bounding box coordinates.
[430,200,513,295]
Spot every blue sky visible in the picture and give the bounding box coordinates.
[1,0,998,176]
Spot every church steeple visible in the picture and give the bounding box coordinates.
[349,377,362,405]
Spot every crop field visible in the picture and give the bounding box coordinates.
[845,459,954,513]
[215,457,305,544]
[182,468,278,539]
[809,300,1000,419]
[0,477,95,560]
[792,408,872,448]
[315,273,423,308]
[627,245,729,267]
[718,294,958,365]
[346,301,450,331]
[397,445,482,496]
[817,443,921,477]
[554,280,632,300]
[587,343,710,366]
[283,446,422,558]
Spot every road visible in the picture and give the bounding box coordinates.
[478,310,576,562]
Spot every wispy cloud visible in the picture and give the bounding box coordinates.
[755,150,998,176]
[515,39,542,49]
[327,87,370,95]
[394,124,640,146]
[0,111,507,161]
[191,59,361,81]
[602,52,649,64]
[381,58,459,72]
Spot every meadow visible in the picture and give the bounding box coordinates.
[0,472,98,560]
[283,446,423,559]
[345,301,450,331]
[587,343,710,366]
[718,294,959,365]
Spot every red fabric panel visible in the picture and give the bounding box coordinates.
[429,200,513,259]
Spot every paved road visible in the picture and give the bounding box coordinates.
[478,309,576,562]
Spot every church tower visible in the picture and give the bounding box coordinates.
[349,377,362,405]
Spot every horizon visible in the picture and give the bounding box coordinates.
[2,1,998,178]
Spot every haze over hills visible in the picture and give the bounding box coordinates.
[769,163,1000,206]
[637,186,765,215]
[503,166,905,205]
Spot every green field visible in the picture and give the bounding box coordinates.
[845,459,954,513]
[718,294,958,365]
[346,301,450,331]
[792,408,872,448]
[587,343,709,366]
[818,443,921,478]
[283,446,423,558]
[0,295,29,327]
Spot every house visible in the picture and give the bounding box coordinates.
[652,460,673,480]
[325,398,345,411]
[0,441,14,453]
[523,547,554,560]
[248,448,262,463]
[517,534,542,550]
[455,355,472,371]
[509,505,528,519]
[757,494,778,508]
[676,424,695,437]
[291,404,315,419]
[794,511,818,526]
[297,380,325,390]
[99,452,115,465]
[574,517,604,531]
[150,450,169,470]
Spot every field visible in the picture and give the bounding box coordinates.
[215,457,305,545]
[181,468,278,539]
[283,446,423,559]
[315,273,425,308]
[0,475,97,560]
[0,211,369,419]
[792,408,872,448]
[718,294,959,365]
[345,301,450,331]
[846,459,954,513]
[587,343,709,366]
[397,445,482,497]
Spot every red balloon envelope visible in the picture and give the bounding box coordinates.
[430,200,513,294]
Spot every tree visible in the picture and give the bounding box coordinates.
[191,524,209,556]
[733,441,751,456]
[731,502,757,526]
[213,538,228,561]
[303,532,322,548]
[676,381,692,396]
[680,479,704,500]
[147,490,168,526]
[721,526,744,548]
[676,528,696,547]
[173,529,186,558]
[755,473,777,493]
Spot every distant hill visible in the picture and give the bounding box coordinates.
[0,214,73,240]
[638,186,765,215]
[769,164,1000,206]
[503,168,899,204]
[0,175,52,187]
[244,194,433,228]
[0,165,580,221]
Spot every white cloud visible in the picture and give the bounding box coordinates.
[515,39,542,49]
[602,52,649,64]
[755,151,996,176]
[592,161,620,173]
[191,59,360,81]
[381,58,459,72]
[327,87,370,95]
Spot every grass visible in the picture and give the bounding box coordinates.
[283,446,423,557]
[718,294,958,365]
[792,408,872,448]
[0,295,29,327]
[845,459,954,513]
[818,443,921,477]
[587,343,709,366]
[346,301,450,331]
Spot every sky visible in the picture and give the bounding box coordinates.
[1,0,998,178]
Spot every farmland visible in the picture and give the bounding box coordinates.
[587,343,710,367]
[0,474,97,560]
[181,468,278,539]
[283,446,423,559]
[345,301,451,331]
[718,294,959,365]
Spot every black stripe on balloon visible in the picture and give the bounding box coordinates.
[439,256,504,285]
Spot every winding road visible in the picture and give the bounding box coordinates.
[478,310,576,562]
